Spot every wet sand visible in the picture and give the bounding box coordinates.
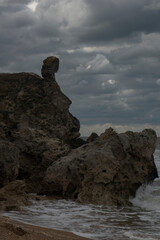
[0,215,91,240]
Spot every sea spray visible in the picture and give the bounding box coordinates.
[131,149,160,211]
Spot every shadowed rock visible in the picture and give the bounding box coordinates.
[86,132,98,143]
[0,141,19,187]
[0,180,29,211]
[0,61,79,143]
[43,128,158,205]
[0,56,80,194]
[41,56,59,79]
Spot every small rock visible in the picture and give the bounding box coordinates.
[41,56,59,79]
[86,132,98,143]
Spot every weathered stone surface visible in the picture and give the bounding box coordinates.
[41,56,59,78]
[18,137,70,193]
[0,180,29,211]
[43,128,158,205]
[0,72,80,142]
[0,57,80,191]
[86,132,98,143]
[0,141,19,187]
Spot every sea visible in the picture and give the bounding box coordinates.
[1,138,160,240]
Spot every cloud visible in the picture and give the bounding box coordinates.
[76,54,110,73]
[156,79,160,85]
[144,0,160,11]
[27,1,38,12]
[0,0,160,135]
[36,0,88,33]
[79,0,160,43]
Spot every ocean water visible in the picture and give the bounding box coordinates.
[1,143,160,240]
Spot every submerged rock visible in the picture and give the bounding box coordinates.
[43,128,158,205]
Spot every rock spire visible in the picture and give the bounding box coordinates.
[41,56,59,79]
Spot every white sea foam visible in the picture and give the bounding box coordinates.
[131,150,160,211]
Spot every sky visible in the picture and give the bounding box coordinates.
[0,0,160,136]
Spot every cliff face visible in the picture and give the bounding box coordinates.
[0,57,80,192]
[0,73,80,142]
[0,56,158,209]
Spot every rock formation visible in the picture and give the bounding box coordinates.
[0,180,29,211]
[0,56,80,194]
[0,72,80,142]
[0,56,158,208]
[43,128,158,205]
[86,132,98,143]
[41,56,59,79]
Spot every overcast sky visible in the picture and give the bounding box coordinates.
[0,0,160,136]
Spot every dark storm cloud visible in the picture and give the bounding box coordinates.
[0,0,160,135]
[80,0,160,43]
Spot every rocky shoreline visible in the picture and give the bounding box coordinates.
[0,56,158,210]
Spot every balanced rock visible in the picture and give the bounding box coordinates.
[41,56,59,78]
[43,128,158,205]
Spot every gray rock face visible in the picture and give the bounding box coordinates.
[44,128,158,205]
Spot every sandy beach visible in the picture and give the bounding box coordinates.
[0,215,91,240]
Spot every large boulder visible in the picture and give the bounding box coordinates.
[17,137,70,193]
[43,128,158,205]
